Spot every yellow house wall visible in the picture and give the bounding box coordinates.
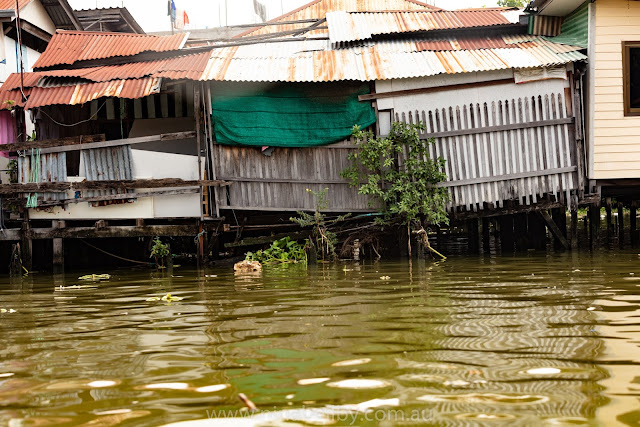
[593,0,640,179]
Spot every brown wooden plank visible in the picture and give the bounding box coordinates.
[539,210,570,249]
[35,188,201,208]
[25,225,199,239]
[0,179,231,195]
[423,117,574,140]
[358,79,514,101]
[2,134,106,152]
[38,131,196,154]
[437,166,577,188]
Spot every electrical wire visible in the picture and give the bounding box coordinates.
[37,101,107,127]
[81,240,153,265]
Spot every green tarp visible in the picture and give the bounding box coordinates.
[210,82,377,148]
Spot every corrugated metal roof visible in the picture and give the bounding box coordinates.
[326,9,522,44]
[237,0,440,39]
[200,36,586,82]
[32,31,188,69]
[23,78,161,109]
[0,0,31,10]
[544,1,588,48]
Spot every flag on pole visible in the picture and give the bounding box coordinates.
[253,0,267,22]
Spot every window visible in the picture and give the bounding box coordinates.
[623,41,640,116]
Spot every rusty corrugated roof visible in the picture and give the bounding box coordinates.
[326,9,522,44]
[32,31,188,69]
[0,0,31,10]
[237,0,440,39]
[199,35,586,82]
[1,77,162,109]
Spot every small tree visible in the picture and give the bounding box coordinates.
[497,0,528,7]
[341,122,449,257]
[150,237,170,268]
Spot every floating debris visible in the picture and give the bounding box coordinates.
[55,285,97,291]
[332,358,371,367]
[238,393,258,412]
[195,384,229,393]
[0,373,14,378]
[380,276,391,280]
[78,274,111,281]
[297,378,330,385]
[326,379,390,389]
[146,293,184,303]
[587,307,596,311]
[0,309,16,313]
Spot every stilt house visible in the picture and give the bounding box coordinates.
[0,0,593,267]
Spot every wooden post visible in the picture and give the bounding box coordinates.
[631,201,638,247]
[570,209,578,249]
[605,197,613,243]
[482,218,490,253]
[618,201,625,248]
[514,213,529,251]
[590,202,601,250]
[551,208,568,250]
[197,220,205,266]
[528,212,547,251]
[21,210,32,272]
[194,84,204,222]
[498,215,514,253]
[467,219,479,254]
[52,220,65,271]
[540,210,570,250]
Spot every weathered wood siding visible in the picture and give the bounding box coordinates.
[399,92,579,211]
[212,140,374,212]
[593,0,640,179]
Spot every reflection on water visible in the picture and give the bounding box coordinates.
[0,252,639,426]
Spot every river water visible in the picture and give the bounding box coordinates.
[0,252,639,426]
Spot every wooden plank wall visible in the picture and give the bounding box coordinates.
[398,92,579,212]
[213,92,579,214]
[212,139,374,212]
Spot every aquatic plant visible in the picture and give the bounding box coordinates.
[150,237,170,267]
[291,188,349,261]
[342,122,449,257]
[246,236,307,265]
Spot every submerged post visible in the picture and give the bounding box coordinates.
[52,220,65,272]
[631,201,638,247]
[618,201,624,248]
[589,201,601,250]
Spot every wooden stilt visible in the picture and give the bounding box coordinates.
[570,209,578,249]
[467,219,479,253]
[498,215,514,253]
[618,202,625,248]
[631,201,638,247]
[21,210,32,272]
[605,197,613,244]
[589,202,601,250]
[528,212,547,251]
[540,210,570,250]
[482,218,490,253]
[52,220,65,272]
[551,208,568,250]
[514,213,529,251]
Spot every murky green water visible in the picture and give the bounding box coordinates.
[1,253,639,426]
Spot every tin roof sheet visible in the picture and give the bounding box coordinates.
[32,31,188,69]
[237,0,440,39]
[0,0,31,10]
[200,36,586,82]
[326,9,522,43]
[1,77,161,109]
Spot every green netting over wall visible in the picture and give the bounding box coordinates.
[210,82,377,147]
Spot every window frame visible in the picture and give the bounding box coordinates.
[623,41,640,117]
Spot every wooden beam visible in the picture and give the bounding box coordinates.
[37,131,196,154]
[35,187,201,208]
[454,199,564,220]
[420,118,574,140]
[539,210,570,249]
[358,79,515,101]
[0,178,231,195]
[1,134,105,152]
[438,167,577,188]
[18,19,52,42]
[23,225,199,239]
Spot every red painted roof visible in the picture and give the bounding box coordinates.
[32,31,188,69]
[0,0,31,10]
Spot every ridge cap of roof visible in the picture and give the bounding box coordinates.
[54,29,171,37]
[235,0,441,38]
